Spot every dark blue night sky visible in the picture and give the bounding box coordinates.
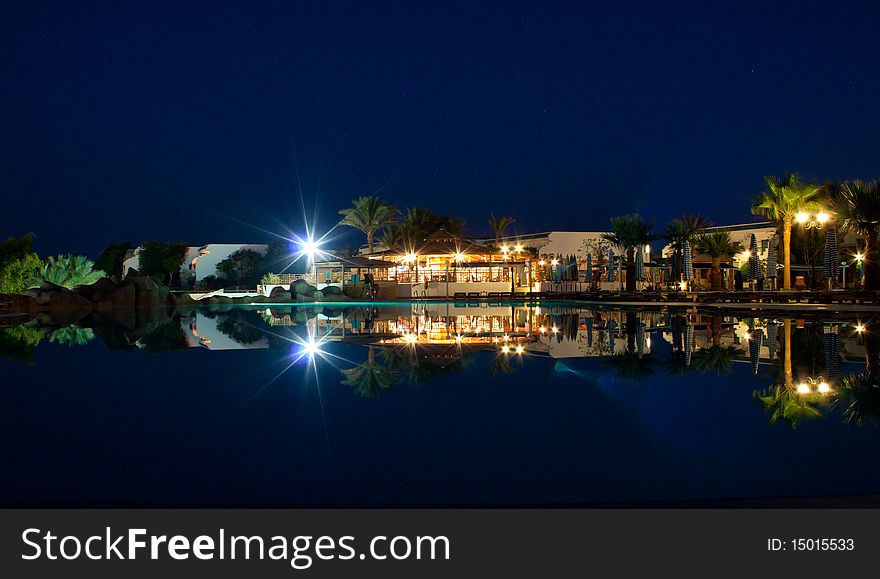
[2,1,879,256]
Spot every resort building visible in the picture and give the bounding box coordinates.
[123,243,269,285]
[361,229,534,298]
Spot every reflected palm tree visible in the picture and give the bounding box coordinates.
[753,319,828,428]
[754,384,824,429]
[490,352,517,376]
[690,345,743,375]
[605,350,655,382]
[341,346,399,397]
[836,372,880,426]
[664,350,689,376]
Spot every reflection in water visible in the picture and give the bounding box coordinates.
[2,303,879,430]
[4,301,880,506]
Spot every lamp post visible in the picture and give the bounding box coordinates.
[794,209,832,289]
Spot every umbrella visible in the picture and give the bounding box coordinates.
[607,248,615,282]
[682,240,694,282]
[765,321,777,361]
[636,322,645,358]
[635,248,645,282]
[766,238,777,288]
[824,323,840,380]
[684,324,694,366]
[569,254,577,281]
[585,253,593,283]
[586,315,593,347]
[823,227,840,280]
[607,319,616,352]
[749,327,764,375]
[747,234,759,281]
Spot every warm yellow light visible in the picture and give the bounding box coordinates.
[539,326,546,333]
[818,382,830,394]
[515,345,524,354]
[515,244,523,252]
[856,323,866,334]
[816,212,830,224]
[501,245,509,253]
[455,334,463,343]
[453,252,465,262]
[404,253,417,263]
[501,345,510,354]
[855,253,864,262]
[646,335,651,348]
[405,333,418,344]
[645,245,651,254]
[539,259,546,266]
[795,212,809,224]
[796,383,810,394]
[503,334,509,341]
[679,281,687,290]
[551,259,559,265]
[743,332,751,341]
[742,250,751,259]
[551,325,558,334]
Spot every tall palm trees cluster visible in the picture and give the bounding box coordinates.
[339,195,517,253]
[752,174,880,291]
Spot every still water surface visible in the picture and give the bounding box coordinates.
[2,302,879,506]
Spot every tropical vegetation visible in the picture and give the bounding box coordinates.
[827,179,880,290]
[0,233,42,294]
[751,174,822,290]
[338,196,400,252]
[602,214,658,291]
[29,254,106,289]
[694,231,742,290]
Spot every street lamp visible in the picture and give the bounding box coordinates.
[796,376,831,395]
[795,209,831,229]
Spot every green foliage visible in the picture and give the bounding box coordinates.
[380,208,468,250]
[752,174,823,223]
[341,346,400,397]
[0,325,45,364]
[753,384,825,429]
[94,242,131,281]
[694,231,742,260]
[261,272,282,285]
[216,249,263,283]
[137,319,189,353]
[836,372,880,426]
[30,254,106,289]
[138,240,188,285]
[690,345,743,375]
[339,196,400,251]
[488,214,516,246]
[0,233,43,294]
[48,326,96,347]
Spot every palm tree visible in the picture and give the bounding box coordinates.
[837,372,880,426]
[602,214,658,291]
[488,214,516,247]
[690,345,743,375]
[694,232,743,290]
[341,346,399,397]
[338,196,400,253]
[441,216,468,239]
[828,179,880,290]
[751,174,823,290]
[664,214,711,283]
[605,350,655,382]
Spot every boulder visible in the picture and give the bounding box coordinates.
[96,282,136,310]
[76,277,119,303]
[321,285,343,296]
[122,270,171,309]
[22,282,95,310]
[291,279,318,296]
